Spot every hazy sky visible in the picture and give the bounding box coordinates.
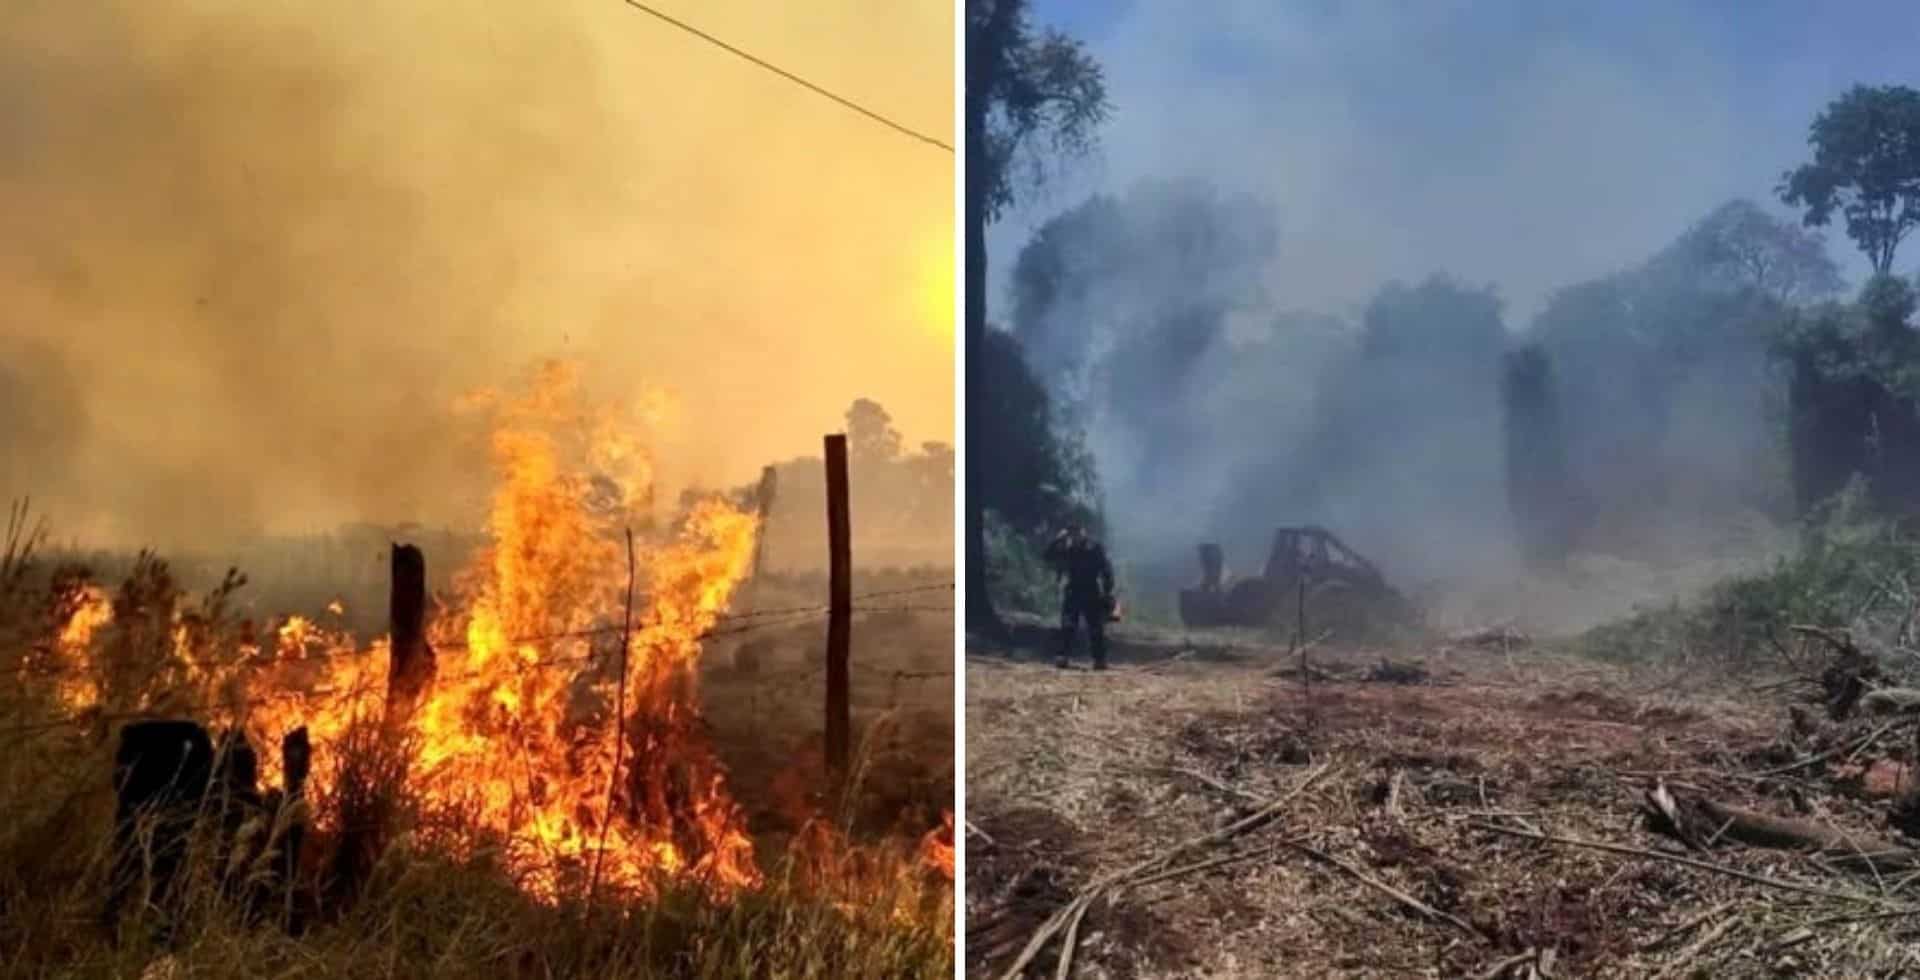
[992,0,1920,324]
[0,0,952,545]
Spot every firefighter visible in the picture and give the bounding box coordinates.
[1044,523,1115,670]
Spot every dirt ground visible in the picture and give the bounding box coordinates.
[966,625,1920,978]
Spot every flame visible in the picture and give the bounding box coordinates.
[920,810,954,880]
[52,582,112,711]
[57,584,113,652]
[240,360,757,900]
[24,359,944,920]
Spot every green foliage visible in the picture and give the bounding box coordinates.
[1779,84,1920,275]
[1775,276,1920,393]
[1774,275,1920,518]
[966,0,1111,224]
[982,511,1059,615]
[1575,480,1920,666]
[973,327,1099,536]
[966,0,1108,632]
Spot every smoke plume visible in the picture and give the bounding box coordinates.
[0,0,952,548]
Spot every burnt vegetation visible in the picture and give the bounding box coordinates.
[0,398,955,980]
[966,3,1920,972]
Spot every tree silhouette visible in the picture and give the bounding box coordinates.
[1779,85,1920,275]
[965,0,1108,637]
[844,398,903,463]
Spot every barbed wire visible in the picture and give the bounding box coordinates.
[10,582,952,670]
[0,588,954,739]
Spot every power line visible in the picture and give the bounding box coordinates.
[614,0,952,153]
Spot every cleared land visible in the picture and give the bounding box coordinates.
[967,623,1920,978]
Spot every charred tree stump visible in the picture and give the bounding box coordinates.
[825,434,852,778]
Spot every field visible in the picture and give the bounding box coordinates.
[0,515,955,980]
[966,618,1920,978]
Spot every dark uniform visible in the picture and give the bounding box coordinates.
[1044,527,1115,669]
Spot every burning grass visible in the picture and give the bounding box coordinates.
[967,630,1920,978]
[0,360,953,978]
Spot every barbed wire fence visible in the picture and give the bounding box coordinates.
[0,580,952,742]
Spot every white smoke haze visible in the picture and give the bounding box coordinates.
[991,0,1919,633]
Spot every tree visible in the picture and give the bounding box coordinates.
[1007,179,1277,503]
[974,328,1096,534]
[1221,275,1511,575]
[1010,179,1275,385]
[1779,85,1920,276]
[1522,199,1814,534]
[844,398,903,463]
[966,0,1108,637]
[1777,275,1920,520]
[1502,345,1577,565]
[1662,199,1844,304]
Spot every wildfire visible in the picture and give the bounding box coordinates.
[44,360,765,903]
[921,810,954,880]
[57,583,113,652]
[52,581,112,711]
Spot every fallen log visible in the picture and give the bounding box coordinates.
[1642,782,1920,873]
[1364,658,1431,685]
[1448,624,1531,649]
[1860,688,1920,716]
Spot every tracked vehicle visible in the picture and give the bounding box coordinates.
[1177,526,1419,637]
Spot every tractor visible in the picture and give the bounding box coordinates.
[1177,526,1419,639]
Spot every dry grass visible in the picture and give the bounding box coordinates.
[966,629,1920,978]
[0,511,954,980]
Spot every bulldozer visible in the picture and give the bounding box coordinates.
[1177,526,1419,638]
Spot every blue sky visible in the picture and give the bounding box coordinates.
[993,0,1920,321]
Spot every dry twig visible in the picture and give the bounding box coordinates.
[997,764,1336,980]
[1284,840,1483,939]
[1472,822,1909,907]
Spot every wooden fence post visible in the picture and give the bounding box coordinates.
[386,543,435,727]
[330,543,432,911]
[824,435,851,777]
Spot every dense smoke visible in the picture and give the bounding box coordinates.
[994,1,1917,628]
[0,0,952,549]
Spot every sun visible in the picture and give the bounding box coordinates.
[913,225,955,343]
